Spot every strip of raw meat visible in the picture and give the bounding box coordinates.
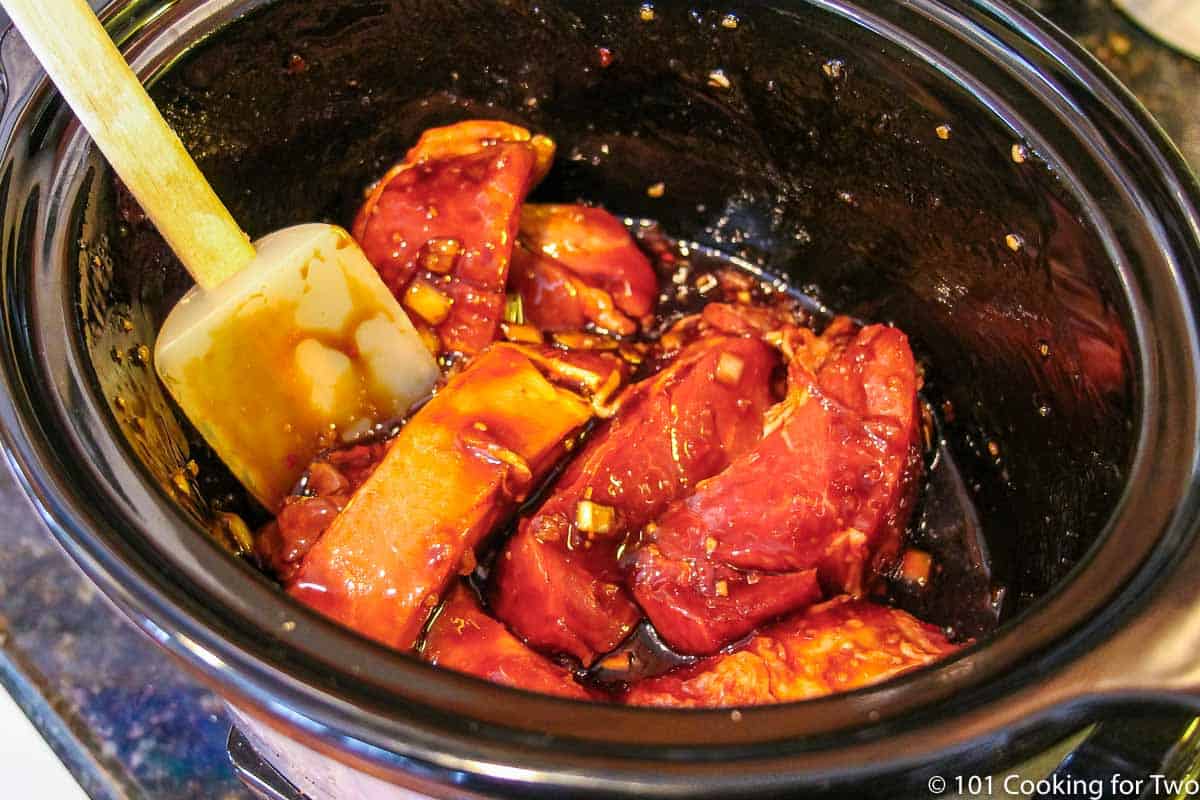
[628,323,922,654]
[288,343,612,650]
[519,204,657,321]
[422,582,591,701]
[509,245,639,336]
[490,335,778,664]
[624,597,957,707]
[353,121,552,356]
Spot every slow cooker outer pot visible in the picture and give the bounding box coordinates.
[1,0,1200,797]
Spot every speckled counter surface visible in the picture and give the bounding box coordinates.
[1035,0,1200,165]
[0,462,248,799]
[0,2,1195,799]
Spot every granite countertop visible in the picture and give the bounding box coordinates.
[0,2,1196,799]
[1035,0,1200,164]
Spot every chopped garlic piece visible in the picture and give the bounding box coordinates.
[420,238,462,274]
[404,279,452,325]
[575,499,617,535]
[716,352,745,385]
[900,548,933,587]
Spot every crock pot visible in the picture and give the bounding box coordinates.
[1,0,1199,797]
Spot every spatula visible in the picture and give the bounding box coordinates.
[3,0,439,510]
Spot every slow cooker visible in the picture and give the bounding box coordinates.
[1,0,1199,796]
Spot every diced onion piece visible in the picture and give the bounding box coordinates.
[715,352,745,386]
[594,651,633,673]
[210,512,253,555]
[900,548,933,587]
[510,344,617,398]
[501,322,543,344]
[420,238,462,274]
[404,279,452,325]
[575,499,617,535]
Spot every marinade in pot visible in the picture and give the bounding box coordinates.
[248,120,988,706]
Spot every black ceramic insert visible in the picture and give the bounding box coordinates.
[1,1,1197,797]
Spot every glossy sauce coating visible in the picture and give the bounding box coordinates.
[624,597,958,707]
[629,323,922,654]
[353,122,548,356]
[401,120,555,181]
[287,344,600,649]
[519,204,658,321]
[509,245,639,335]
[256,439,389,581]
[423,583,591,700]
[491,335,778,664]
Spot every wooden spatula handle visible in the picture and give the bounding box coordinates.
[2,0,256,289]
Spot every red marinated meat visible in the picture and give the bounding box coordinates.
[255,440,390,582]
[423,583,592,700]
[700,301,800,338]
[490,336,779,664]
[287,344,611,650]
[398,119,555,180]
[519,204,658,322]
[626,557,824,658]
[646,298,811,374]
[628,323,922,654]
[624,597,958,707]
[352,122,552,356]
[509,246,639,335]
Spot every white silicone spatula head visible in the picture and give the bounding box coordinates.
[4,0,438,509]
